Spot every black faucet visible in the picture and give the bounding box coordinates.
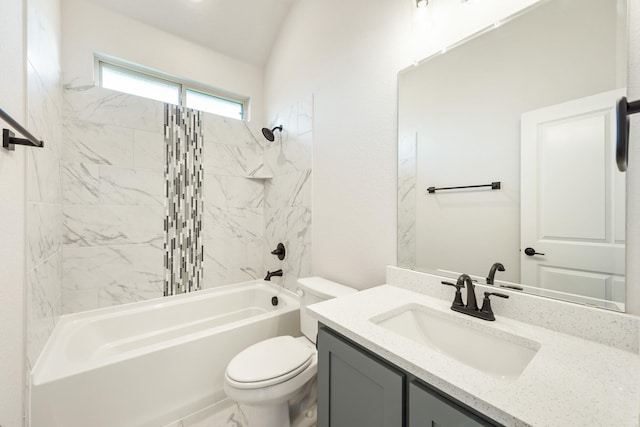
[486,262,505,285]
[442,273,509,321]
[264,269,283,281]
[459,274,478,311]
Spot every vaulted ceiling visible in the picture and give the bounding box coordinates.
[85,0,298,66]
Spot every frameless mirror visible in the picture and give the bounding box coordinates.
[397,0,627,311]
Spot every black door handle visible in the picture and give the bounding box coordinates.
[524,247,545,256]
[616,97,640,172]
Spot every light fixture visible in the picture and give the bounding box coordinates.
[416,0,428,8]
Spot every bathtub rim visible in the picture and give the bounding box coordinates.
[32,280,300,386]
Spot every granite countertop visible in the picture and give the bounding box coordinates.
[307,285,640,427]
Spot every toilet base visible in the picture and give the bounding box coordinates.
[290,402,317,427]
[240,402,290,427]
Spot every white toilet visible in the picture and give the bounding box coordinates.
[224,277,356,427]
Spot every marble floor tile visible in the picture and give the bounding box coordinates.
[165,400,248,427]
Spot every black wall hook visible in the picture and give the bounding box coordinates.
[616,96,640,172]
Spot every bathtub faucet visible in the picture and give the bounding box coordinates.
[264,269,283,281]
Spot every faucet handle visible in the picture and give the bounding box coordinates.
[441,281,464,307]
[441,280,463,289]
[485,292,509,299]
[480,292,509,321]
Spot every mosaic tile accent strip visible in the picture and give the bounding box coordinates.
[164,104,204,295]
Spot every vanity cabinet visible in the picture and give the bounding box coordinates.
[317,325,404,427]
[408,381,493,427]
[317,326,500,427]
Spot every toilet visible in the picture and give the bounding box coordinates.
[224,277,357,427]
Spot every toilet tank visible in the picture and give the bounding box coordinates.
[298,277,357,343]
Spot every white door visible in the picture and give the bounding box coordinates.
[520,89,625,303]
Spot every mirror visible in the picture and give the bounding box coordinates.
[397,0,627,311]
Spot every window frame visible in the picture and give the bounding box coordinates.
[95,55,249,121]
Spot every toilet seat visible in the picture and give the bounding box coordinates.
[226,336,314,390]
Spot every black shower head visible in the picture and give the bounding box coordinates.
[261,125,283,142]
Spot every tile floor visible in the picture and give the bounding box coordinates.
[165,398,318,427]
[165,400,248,427]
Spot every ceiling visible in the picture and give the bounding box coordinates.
[84,0,297,66]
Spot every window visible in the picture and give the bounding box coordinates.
[97,60,247,120]
[101,63,180,105]
[185,89,243,120]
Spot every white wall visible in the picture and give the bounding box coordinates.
[0,0,26,424]
[61,0,266,125]
[265,0,411,289]
[265,0,640,303]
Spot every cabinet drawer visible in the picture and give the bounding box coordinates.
[409,381,496,427]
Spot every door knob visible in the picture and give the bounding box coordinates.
[524,247,545,256]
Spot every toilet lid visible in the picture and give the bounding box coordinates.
[226,336,313,388]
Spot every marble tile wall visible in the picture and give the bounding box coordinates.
[60,89,314,308]
[263,95,314,292]
[397,132,416,269]
[61,85,165,313]
[25,0,63,422]
[200,112,265,288]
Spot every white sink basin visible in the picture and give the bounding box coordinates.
[372,304,540,380]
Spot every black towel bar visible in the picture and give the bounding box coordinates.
[427,181,501,194]
[1,107,44,150]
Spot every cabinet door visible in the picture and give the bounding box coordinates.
[409,381,495,427]
[317,327,405,427]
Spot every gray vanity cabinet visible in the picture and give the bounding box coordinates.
[317,326,404,427]
[317,326,500,427]
[408,381,494,427]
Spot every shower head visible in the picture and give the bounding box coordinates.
[261,125,283,142]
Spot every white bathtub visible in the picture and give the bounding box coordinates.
[31,280,300,427]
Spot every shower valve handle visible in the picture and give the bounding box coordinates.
[270,243,286,260]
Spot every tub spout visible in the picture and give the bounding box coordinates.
[264,269,283,281]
